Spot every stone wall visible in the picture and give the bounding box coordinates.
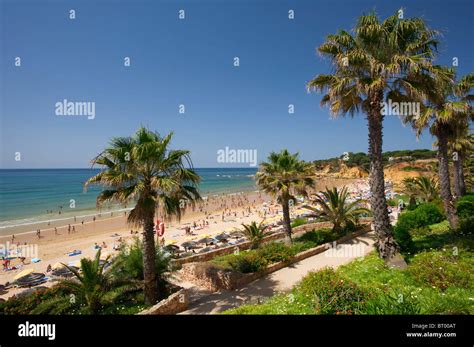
[138,288,189,315]
[179,226,371,292]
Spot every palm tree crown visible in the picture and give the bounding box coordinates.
[256,150,314,241]
[304,186,370,233]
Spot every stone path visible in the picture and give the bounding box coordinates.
[179,232,376,314]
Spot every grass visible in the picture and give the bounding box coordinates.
[224,221,474,315]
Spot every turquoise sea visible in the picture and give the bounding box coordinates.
[0,168,257,229]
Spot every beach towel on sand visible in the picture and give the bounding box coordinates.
[68,250,82,256]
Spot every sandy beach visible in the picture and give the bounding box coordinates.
[0,177,358,299]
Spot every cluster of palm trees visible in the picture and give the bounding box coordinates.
[307,10,473,259]
[85,10,472,307]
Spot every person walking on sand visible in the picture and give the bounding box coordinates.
[36,229,41,239]
[68,224,71,233]
[11,234,15,242]
[54,227,58,235]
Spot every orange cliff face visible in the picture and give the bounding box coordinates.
[383,159,437,190]
[313,159,438,191]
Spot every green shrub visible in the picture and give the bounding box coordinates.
[456,200,474,218]
[296,268,368,314]
[228,252,267,273]
[394,203,445,253]
[294,228,334,245]
[256,242,294,263]
[291,218,307,228]
[0,285,74,315]
[406,250,474,290]
[458,216,474,236]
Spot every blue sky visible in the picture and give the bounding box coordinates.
[1,0,473,168]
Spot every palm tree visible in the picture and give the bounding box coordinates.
[240,221,271,249]
[85,127,201,304]
[448,121,473,197]
[256,150,314,242]
[303,186,370,234]
[307,11,440,260]
[61,250,110,313]
[403,177,439,203]
[406,71,473,229]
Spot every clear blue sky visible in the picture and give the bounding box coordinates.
[1,0,473,168]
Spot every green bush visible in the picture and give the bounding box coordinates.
[228,252,267,273]
[456,196,474,218]
[406,250,474,290]
[291,218,307,228]
[0,285,74,315]
[457,216,474,235]
[394,203,445,253]
[296,268,368,314]
[294,228,334,244]
[256,242,295,263]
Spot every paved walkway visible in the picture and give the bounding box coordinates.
[179,232,376,314]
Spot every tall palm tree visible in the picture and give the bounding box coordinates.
[303,186,370,234]
[85,127,201,304]
[256,150,314,242]
[406,71,473,229]
[403,176,439,203]
[307,11,440,260]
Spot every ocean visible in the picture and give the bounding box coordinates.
[0,168,257,229]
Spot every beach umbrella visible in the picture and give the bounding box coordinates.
[214,233,229,241]
[13,268,34,281]
[197,237,215,245]
[228,230,244,239]
[163,244,180,252]
[52,262,65,270]
[71,260,82,268]
[181,241,200,250]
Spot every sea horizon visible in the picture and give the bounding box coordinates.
[0,167,258,230]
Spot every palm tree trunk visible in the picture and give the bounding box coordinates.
[437,128,458,229]
[142,210,159,305]
[458,151,466,196]
[453,157,462,199]
[281,198,292,242]
[367,91,398,260]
